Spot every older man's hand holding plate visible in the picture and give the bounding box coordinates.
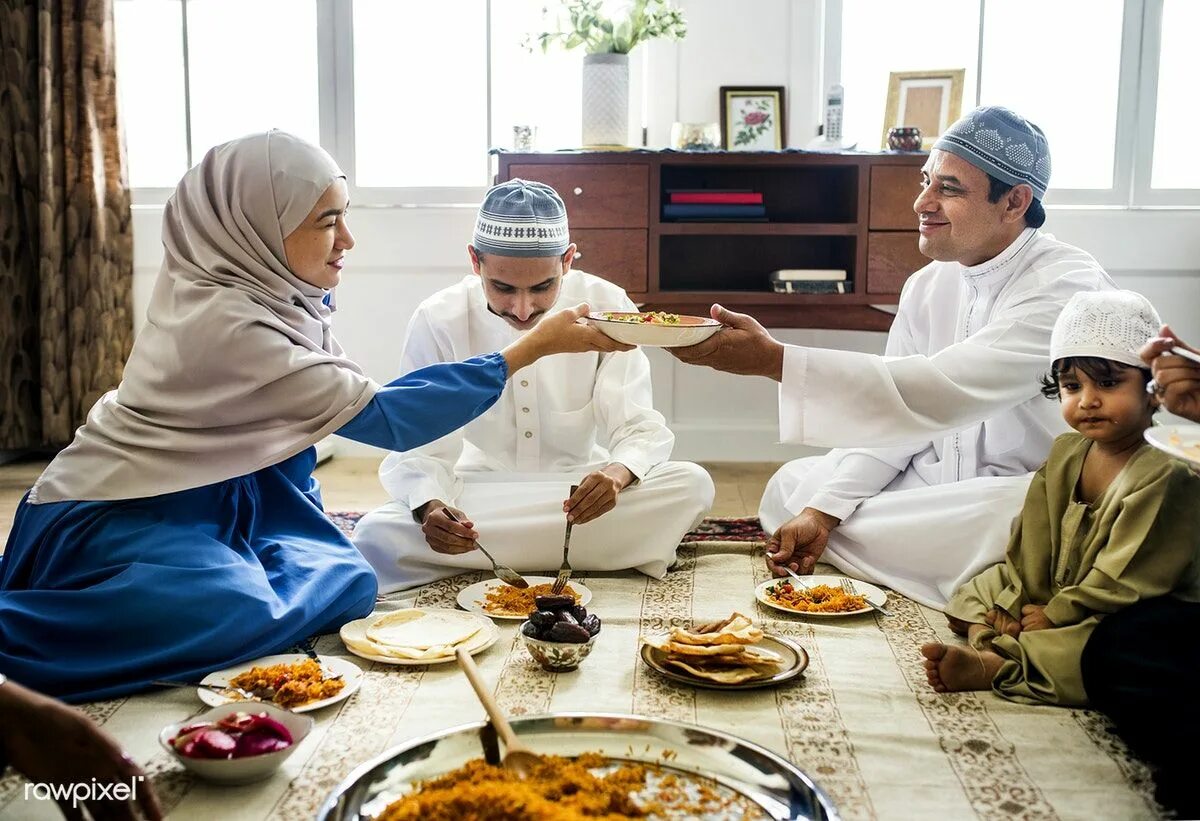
[667,304,787,380]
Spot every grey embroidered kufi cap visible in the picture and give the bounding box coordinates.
[473,179,570,257]
[933,106,1051,200]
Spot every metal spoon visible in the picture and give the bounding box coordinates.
[151,679,262,702]
[455,646,540,777]
[441,507,529,589]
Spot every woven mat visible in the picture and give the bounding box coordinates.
[0,531,1162,820]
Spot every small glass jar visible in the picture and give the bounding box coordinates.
[887,126,922,152]
[670,122,720,151]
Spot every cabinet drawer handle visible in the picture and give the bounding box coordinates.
[573,187,583,195]
[574,248,583,258]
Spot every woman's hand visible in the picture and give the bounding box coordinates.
[500,304,634,373]
[1141,324,1200,423]
[0,680,163,820]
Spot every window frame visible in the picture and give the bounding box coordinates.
[823,0,1199,208]
[127,0,496,207]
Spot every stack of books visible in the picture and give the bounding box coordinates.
[769,268,850,294]
[662,190,766,221]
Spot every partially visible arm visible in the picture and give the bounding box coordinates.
[780,262,1107,448]
[334,354,505,456]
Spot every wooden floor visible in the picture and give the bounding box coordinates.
[0,458,780,542]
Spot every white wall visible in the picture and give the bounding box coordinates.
[129,0,1200,463]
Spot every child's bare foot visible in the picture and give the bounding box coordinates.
[920,643,1004,693]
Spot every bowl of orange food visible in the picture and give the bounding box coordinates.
[585,311,721,348]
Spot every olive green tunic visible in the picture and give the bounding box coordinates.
[945,432,1200,706]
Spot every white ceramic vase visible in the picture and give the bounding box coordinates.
[582,53,629,147]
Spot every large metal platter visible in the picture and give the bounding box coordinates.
[318,712,839,820]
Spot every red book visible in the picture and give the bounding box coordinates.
[669,192,763,204]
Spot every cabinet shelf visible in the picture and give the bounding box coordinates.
[655,223,858,236]
[495,150,929,330]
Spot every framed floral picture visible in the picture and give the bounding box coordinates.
[720,86,786,151]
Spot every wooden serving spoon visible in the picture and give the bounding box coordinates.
[455,646,540,777]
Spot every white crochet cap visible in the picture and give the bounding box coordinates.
[1049,290,1162,369]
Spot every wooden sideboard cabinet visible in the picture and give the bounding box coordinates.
[495,150,930,331]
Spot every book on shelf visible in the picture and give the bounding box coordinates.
[668,192,763,205]
[662,203,767,220]
[769,268,847,282]
[771,280,851,295]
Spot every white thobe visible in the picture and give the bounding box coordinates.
[353,270,714,592]
[759,228,1116,608]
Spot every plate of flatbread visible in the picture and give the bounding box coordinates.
[339,608,498,665]
[639,612,808,690]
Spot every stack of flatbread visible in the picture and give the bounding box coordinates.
[340,608,491,662]
[643,613,784,684]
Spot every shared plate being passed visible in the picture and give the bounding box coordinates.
[586,312,721,348]
[456,576,593,621]
[754,575,888,618]
[198,653,362,713]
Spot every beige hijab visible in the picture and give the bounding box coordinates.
[30,131,379,504]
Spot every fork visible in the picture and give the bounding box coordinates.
[551,484,579,594]
[152,680,263,702]
[442,507,529,589]
[839,578,893,617]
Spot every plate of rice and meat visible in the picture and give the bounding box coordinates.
[456,576,593,621]
[198,654,362,712]
[755,575,888,618]
[317,713,839,820]
[586,311,721,348]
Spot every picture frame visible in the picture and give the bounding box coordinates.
[881,69,965,150]
[720,86,786,151]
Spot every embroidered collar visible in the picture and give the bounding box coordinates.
[959,227,1039,281]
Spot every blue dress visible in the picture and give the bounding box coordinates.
[0,355,507,702]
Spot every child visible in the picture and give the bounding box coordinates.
[921,290,1200,705]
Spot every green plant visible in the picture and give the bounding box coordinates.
[527,0,687,55]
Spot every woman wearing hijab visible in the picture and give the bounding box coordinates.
[0,131,628,702]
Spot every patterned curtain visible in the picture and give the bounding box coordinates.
[0,0,133,449]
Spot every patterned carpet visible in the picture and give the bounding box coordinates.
[0,518,1159,820]
[329,512,770,543]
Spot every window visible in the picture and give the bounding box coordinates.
[978,0,1124,191]
[352,1,487,187]
[114,0,581,201]
[1149,0,1200,190]
[832,0,1198,205]
[113,0,187,188]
